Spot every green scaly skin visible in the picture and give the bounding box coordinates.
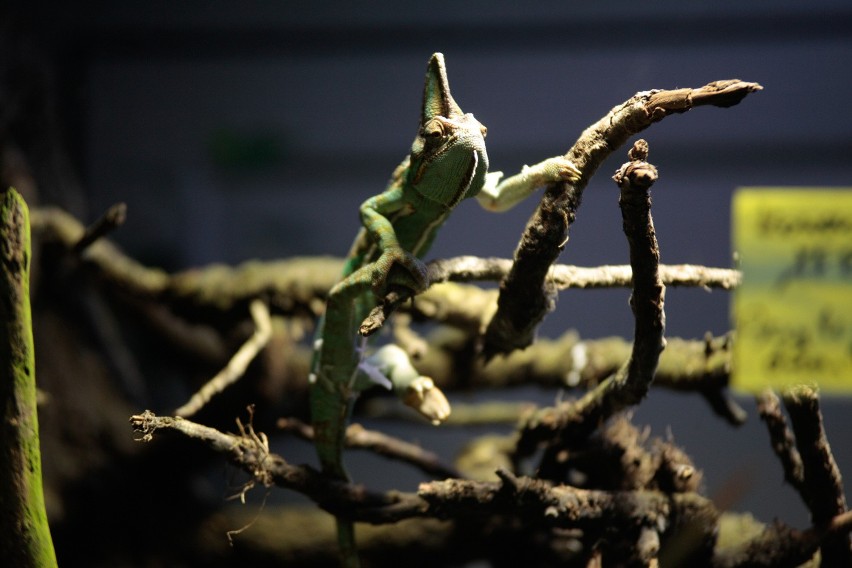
[309,52,581,567]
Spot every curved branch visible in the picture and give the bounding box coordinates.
[277,418,460,480]
[32,206,739,331]
[174,299,272,417]
[756,390,805,493]
[31,206,342,322]
[72,202,127,254]
[482,79,761,357]
[783,385,852,566]
[515,141,667,463]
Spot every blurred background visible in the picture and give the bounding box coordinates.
[2,1,851,566]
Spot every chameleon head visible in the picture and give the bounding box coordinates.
[408,53,490,207]
[401,376,451,426]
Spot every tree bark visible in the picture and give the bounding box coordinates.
[0,187,57,567]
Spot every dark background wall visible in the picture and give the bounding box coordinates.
[72,2,852,342]
[7,0,852,548]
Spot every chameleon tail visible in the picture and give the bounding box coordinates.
[313,403,362,567]
[311,375,361,567]
[337,519,359,568]
[323,441,362,568]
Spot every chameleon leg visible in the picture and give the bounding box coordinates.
[370,246,429,297]
[365,344,450,425]
[358,185,431,295]
[476,156,582,212]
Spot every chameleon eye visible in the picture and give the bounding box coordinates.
[480,124,487,138]
[422,119,445,141]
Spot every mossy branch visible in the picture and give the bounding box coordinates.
[0,187,57,567]
[31,205,744,428]
[32,206,739,330]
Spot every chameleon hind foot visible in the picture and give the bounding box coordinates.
[366,344,451,424]
[401,376,450,425]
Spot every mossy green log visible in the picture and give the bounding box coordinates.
[0,187,57,567]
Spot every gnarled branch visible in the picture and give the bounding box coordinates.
[482,79,761,357]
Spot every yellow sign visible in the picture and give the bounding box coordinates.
[732,188,852,393]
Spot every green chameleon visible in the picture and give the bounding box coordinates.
[309,52,581,567]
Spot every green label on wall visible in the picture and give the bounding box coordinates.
[732,188,852,393]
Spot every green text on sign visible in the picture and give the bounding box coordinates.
[732,188,852,393]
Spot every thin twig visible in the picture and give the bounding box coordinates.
[755,389,805,493]
[360,260,738,337]
[552,263,739,290]
[175,299,272,417]
[72,202,127,254]
[277,418,461,479]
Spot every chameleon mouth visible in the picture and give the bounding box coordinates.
[413,131,468,181]
[413,145,480,211]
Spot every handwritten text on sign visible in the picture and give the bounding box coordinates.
[732,188,852,393]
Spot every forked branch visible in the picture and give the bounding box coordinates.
[483,79,761,357]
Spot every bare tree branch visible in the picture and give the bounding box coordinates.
[32,206,739,330]
[360,257,738,336]
[277,418,460,480]
[175,299,272,417]
[756,389,805,493]
[482,79,761,357]
[515,140,667,464]
[783,385,852,566]
[72,202,126,254]
[130,410,851,567]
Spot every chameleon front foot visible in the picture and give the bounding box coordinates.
[549,155,582,184]
[476,155,583,212]
[371,247,430,297]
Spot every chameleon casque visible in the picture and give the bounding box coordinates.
[309,52,581,566]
